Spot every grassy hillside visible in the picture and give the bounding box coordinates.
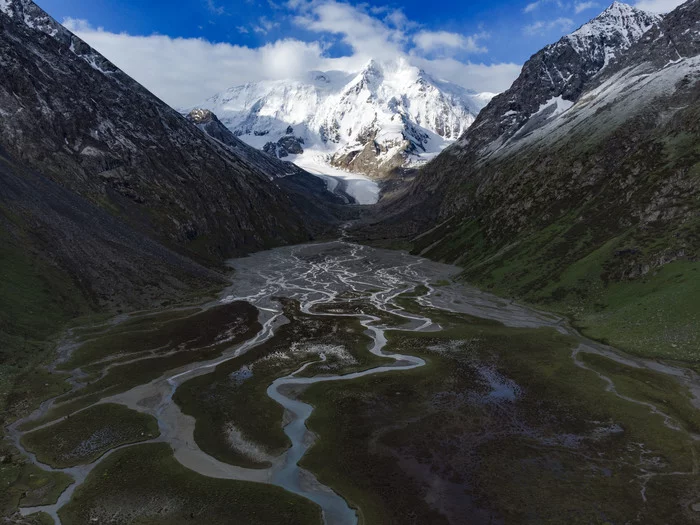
[403,89,700,366]
[409,190,699,366]
[0,226,90,518]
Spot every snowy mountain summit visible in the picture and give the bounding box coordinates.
[562,1,661,70]
[195,58,494,178]
[450,1,662,156]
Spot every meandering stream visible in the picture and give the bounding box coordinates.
[11,240,700,524]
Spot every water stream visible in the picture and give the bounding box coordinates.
[10,240,700,524]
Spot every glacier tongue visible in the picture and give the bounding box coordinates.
[290,150,380,205]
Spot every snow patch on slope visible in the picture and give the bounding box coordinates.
[534,96,574,117]
[0,0,13,16]
[493,54,700,160]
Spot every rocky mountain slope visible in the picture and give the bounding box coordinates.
[196,59,494,178]
[186,108,305,179]
[450,1,661,157]
[366,1,700,362]
[0,0,351,413]
[0,0,344,309]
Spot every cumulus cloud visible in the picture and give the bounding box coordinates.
[63,1,522,108]
[292,0,405,62]
[523,17,574,35]
[634,0,685,12]
[64,18,326,107]
[574,1,599,13]
[413,30,488,54]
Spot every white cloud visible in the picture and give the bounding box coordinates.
[411,57,522,94]
[62,17,93,33]
[574,1,599,13]
[523,0,563,13]
[413,30,488,54]
[292,0,405,62]
[634,0,685,12]
[523,17,574,35]
[206,0,225,16]
[64,18,327,108]
[253,16,280,34]
[383,8,419,31]
[63,1,522,108]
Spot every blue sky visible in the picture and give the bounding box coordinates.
[37,0,682,107]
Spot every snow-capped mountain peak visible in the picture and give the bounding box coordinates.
[194,58,494,178]
[451,2,662,156]
[565,2,663,68]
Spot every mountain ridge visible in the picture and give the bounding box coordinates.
[360,0,700,362]
[195,58,494,179]
[443,1,663,160]
[0,0,348,339]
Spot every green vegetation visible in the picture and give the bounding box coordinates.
[0,230,244,516]
[19,302,260,432]
[0,223,87,520]
[410,207,700,367]
[60,302,259,370]
[579,352,700,434]
[301,305,700,524]
[14,465,72,508]
[174,298,390,468]
[22,512,55,525]
[574,261,700,364]
[0,230,86,425]
[0,439,73,515]
[21,404,159,468]
[400,284,429,298]
[58,443,321,525]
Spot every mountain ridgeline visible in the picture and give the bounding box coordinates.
[2,0,698,367]
[366,0,700,360]
[196,59,494,178]
[0,0,347,359]
[1,0,700,522]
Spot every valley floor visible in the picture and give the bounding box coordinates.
[4,240,700,524]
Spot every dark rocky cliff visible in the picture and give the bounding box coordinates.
[0,0,343,313]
